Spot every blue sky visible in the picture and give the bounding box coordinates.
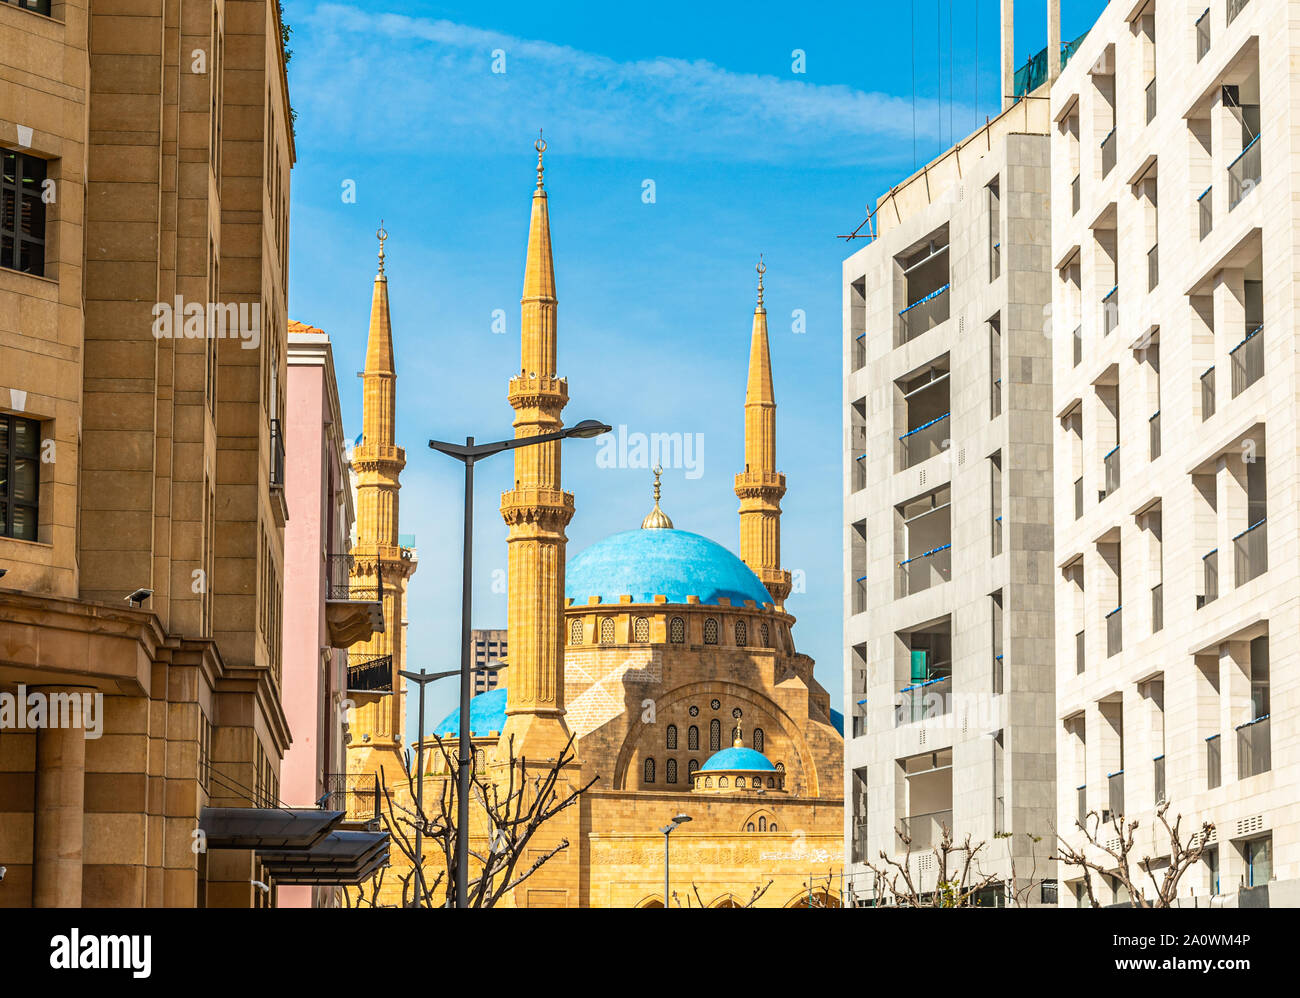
[282,0,1108,742]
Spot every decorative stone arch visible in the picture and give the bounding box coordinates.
[710,893,744,908]
[784,888,841,908]
[611,680,822,795]
[635,894,665,908]
[741,807,776,832]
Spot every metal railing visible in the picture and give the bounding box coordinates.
[899,412,950,469]
[1196,9,1211,61]
[899,284,951,343]
[902,809,953,851]
[1227,0,1250,26]
[323,772,381,822]
[1199,549,1219,607]
[1100,128,1116,177]
[1198,186,1213,239]
[347,653,394,693]
[1206,734,1221,790]
[1074,476,1083,519]
[1106,606,1122,657]
[326,552,382,602]
[1230,324,1263,395]
[1154,755,1166,805]
[1147,243,1158,290]
[1102,286,1118,335]
[1108,770,1124,820]
[896,675,952,726]
[1145,78,1157,124]
[1228,135,1261,210]
[897,543,952,596]
[1237,714,1270,778]
[269,417,286,489]
[1103,445,1120,497]
[1201,367,1216,420]
[1075,630,1085,675]
[1233,518,1267,585]
[1149,411,1161,460]
[1151,583,1163,633]
[1071,174,1080,215]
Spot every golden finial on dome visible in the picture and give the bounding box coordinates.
[733,719,744,749]
[535,129,547,191]
[640,464,674,529]
[376,220,388,275]
[756,255,766,310]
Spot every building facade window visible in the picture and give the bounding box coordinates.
[753,727,764,753]
[687,725,699,750]
[0,414,40,540]
[1,149,48,276]
[669,616,686,643]
[735,619,748,646]
[643,757,655,784]
[688,759,699,777]
[710,718,721,751]
[569,617,583,644]
[703,617,718,644]
[666,724,677,749]
[718,776,728,788]
[599,617,615,643]
[632,615,650,642]
[665,758,677,784]
[760,622,770,647]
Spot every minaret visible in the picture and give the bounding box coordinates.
[734,258,792,605]
[349,223,417,779]
[499,136,576,759]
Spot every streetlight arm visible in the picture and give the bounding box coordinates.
[428,429,568,462]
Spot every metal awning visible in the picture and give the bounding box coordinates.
[199,806,344,850]
[258,830,391,885]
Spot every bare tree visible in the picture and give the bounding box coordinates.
[1054,800,1213,908]
[345,731,596,908]
[672,878,774,908]
[859,821,1003,907]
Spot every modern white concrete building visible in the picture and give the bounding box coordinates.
[1050,0,1297,908]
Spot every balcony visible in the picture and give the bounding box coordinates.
[901,809,952,851]
[897,544,951,596]
[1153,755,1166,805]
[1227,0,1250,26]
[899,284,950,344]
[1072,325,1082,367]
[1147,244,1158,291]
[1236,714,1270,778]
[1107,770,1124,820]
[1102,445,1120,498]
[1151,583,1163,633]
[1075,630,1085,675]
[1149,411,1160,460]
[323,772,381,823]
[1145,78,1157,124]
[1230,324,1263,396]
[1228,135,1261,210]
[1196,9,1210,62]
[1100,128,1116,177]
[1102,286,1118,336]
[1074,476,1083,520]
[1198,549,1218,608]
[896,674,951,727]
[1233,518,1267,585]
[1198,187,1213,240]
[1106,606,1122,657]
[347,653,394,695]
[899,412,950,469]
[1206,733,1221,790]
[325,553,385,648]
[1071,174,1080,215]
[1201,367,1216,420]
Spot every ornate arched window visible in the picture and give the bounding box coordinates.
[632,616,650,642]
[718,776,729,788]
[666,724,677,749]
[665,758,678,784]
[758,816,766,831]
[760,621,770,647]
[569,617,583,645]
[669,616,686,643]
[644,757,655,783]
[688,759,699,776]
[599,617,615,643]
[709,718,721,751]
[769,823,778,832]
[703,618,718,644]
[753,727,764,754]
[747,822,755,832]
[687,725,699,750]
[704,776,712,788]
[775,762,785,773]
[767,776,775,788]
[735,619,747,646]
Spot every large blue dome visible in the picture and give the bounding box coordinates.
[700,746,775,772]
[432,687,507,738]
[565,529,773,608]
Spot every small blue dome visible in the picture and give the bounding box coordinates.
[432,687,507,738]
[566,529,772,608]
[700,746,775,772]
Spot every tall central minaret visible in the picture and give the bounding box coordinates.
[734,259,792,605]
[499,137,576,759]
[349,225,417,780]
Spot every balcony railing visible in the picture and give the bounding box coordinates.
[1076,785,1087,826]
[899,412,950,469]
[1198,549,1219,608]
[1149,411,1160,461]
[1201,367,1216,420]
[1227,0,1250,23]
[896,675,952,726]
[898,543,952,596]
[1145,78,1157,124]
[347,653,394,694]
[1228,135,1261,210]
[1106,606,1122,657]
[1196,9,1210,62]
[1198,186,1213,239]
[1100,128,1116,177]
[1074,476,1083,520]
[1153,755,1166,805]
[323,772,381,822]
[901,809,952,851]
[326,552,382,602]
[269,417,286,489]
[1103,445,1120,497]
[1102,286,1119,336]
[1072,325,1082,367]
[1151,583,1163,633]
[1107,770,1124,820]
[1233,518,1267,585]
[1147,244,1158,290]
[1230,324,1263,396]
[1206,734,1221,790]
[899,284,951,343]
[1236,714,1270,778]
[1075,630,1085,675]
[1071,174,1080,215]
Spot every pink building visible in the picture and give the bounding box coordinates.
[279,322,383,907]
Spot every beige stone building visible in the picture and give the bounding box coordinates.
[0,0,300,906]
[1051,0,1296,907]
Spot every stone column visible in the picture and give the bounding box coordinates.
[32,688,87,907]
[1001,0,1016,110]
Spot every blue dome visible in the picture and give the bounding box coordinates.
[432,687,507,738]
[566,529,773,608]
[700,746,775,772]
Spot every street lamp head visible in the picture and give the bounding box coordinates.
[673,814,692,825]
[566,419,611,439]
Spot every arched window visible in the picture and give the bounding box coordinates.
[746,822,755,832]
[735,619,747,646]
[666,724,677,749]
[752,777,761,788]
[753,727,764,754]
[760,622,770,647]
[666,758,678,784]
[703,617,718,644]
[669,616,686,643]
[687,725,699,750]
[758,816,766,831]
[569,617,583,645]
[775,762,785,773]
[709,718,721,751]
[632,616,650,642]
[718,776,729,788]
[767,777,775,788]
[599,617,615,643]
[769,823,778,832]
[643,757,655,783]
[688,759,699,777]
[704,776,712,788]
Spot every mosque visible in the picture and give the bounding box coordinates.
[355,138,844,907]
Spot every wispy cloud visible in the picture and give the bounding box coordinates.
[291,3,961,166]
